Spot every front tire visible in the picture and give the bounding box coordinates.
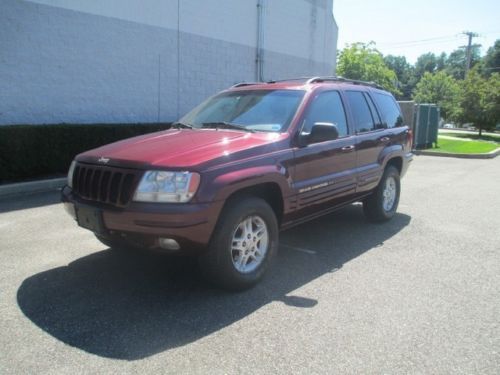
[363,165,401,222]
[199,197,279,291]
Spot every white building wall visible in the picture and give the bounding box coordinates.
[0,0,338,125]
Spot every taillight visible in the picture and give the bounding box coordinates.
[407,129,413,150]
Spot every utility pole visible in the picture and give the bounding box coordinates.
[462,31,479,78]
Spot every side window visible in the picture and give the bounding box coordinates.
[373,93,404,128]
[345,91,375,133]
[303,91,348,137]
[364,93,385,129]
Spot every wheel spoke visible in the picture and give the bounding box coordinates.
[231,215,269,273]
[237,254,249,270]
[232,239,245,251]
[247,218,254,234]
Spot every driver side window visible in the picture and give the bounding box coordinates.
[303,91,348,137]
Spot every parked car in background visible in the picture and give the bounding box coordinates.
[62,77,413,290]
[443,123,454,129]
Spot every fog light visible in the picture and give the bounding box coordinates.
[159,238,180,251]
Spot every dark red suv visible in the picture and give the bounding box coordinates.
[62,77,413,290]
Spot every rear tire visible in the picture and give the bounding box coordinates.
[198,197,279,291]
[363,165,401,222]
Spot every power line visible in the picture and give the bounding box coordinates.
[381,38,463,50]
[378,34,461,47]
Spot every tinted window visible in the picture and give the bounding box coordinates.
[373,93,404,128]
[364,93,385,129]
[345,91,375,133]
[303,91,348,137]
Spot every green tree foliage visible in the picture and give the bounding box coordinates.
[459,68,500,135]
[483,73,500,127]
[413,71,462,120]
[384,55,415,100]
[444,45,481,79]
[436,52,447,71]
[414,53,439,78]
[483,40,500,77]
[337,43,400,95]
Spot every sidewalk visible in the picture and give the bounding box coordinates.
[0,177,66,199]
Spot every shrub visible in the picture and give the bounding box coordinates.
[0,123,171,183]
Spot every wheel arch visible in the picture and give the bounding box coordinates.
[221,182,285,225]
[385,156,403,175]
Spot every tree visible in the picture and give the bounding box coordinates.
[481,73,500,131]
[337,43,399,95]
[445,45,481,79]
[436,52,447,71]
[413,71,462,121]
[483,40,500,77]
[414,53,439,77]
[410,53,444,97]
[458,67,500,136]
[384,55,415,100]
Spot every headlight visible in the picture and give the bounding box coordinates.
[133,171,200,203]
[67,161,76,188]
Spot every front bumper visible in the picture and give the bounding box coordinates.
[61,186,223,252]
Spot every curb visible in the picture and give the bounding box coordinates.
[0,177,67,198]
[414,147,500,159]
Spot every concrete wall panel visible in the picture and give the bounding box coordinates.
[0,0,338,124]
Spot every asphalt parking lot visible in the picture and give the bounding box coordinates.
[1,155,499,374]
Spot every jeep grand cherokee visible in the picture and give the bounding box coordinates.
[62,77,413,290]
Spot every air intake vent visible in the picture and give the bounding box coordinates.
[72,163,139,207]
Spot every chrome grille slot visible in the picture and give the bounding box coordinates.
[72,163,139,207]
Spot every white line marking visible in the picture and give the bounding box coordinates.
[280,243,317,255]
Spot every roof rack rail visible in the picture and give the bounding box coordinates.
[266,77,312,84]
[231,82,263,88]
[306,76,384,89]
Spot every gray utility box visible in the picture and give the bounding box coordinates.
[398,101,440,150]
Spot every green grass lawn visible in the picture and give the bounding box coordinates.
[441,132,500,143]
[431,137,500,154]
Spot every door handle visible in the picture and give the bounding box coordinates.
[379,137,390,142]
[341,145,355,152]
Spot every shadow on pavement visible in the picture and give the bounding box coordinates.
[17,205,411,360]
[0,190,61,213]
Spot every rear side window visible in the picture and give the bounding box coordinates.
[373,93,404,128]
[345,91,375,133]
[303,91,348,137]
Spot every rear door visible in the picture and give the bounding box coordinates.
[290,90,357,216]
[344,90,388,193]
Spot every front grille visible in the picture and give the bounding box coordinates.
[72,163,139,207]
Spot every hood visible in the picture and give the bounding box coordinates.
[77,129,287,169]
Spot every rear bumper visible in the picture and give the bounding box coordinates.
[61,186,223,252]
[401,152,413,178]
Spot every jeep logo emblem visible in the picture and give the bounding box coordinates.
[98,157,110,164]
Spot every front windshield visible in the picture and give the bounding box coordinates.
[179,89,305,132]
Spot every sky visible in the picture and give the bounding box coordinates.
[333,0,500,64]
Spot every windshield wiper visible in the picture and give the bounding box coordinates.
[201,122,254,132]
[171,121,194,129]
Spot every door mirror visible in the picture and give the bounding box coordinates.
[301,122,339,145]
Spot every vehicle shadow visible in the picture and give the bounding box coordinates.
[17,205,411,360]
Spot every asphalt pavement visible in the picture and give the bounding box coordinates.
[1,156,499,374]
